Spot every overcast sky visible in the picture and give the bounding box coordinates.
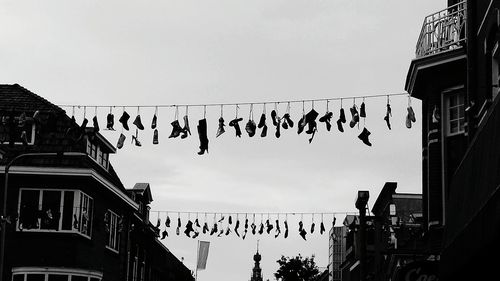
[1,1,444,280]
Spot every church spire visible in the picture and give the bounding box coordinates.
[250,240,263,281]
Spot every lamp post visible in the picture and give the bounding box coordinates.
[355,190,369,281]
[0,152,86,281]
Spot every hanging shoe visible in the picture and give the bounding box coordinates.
[258,222,264,235]
[197,119,209,155]
[93,116,100,133]
[275,118,281,138]
[432,106,440,123]
[297,115,306,134]
[408,106,416,122]
[283,113,294,128]
[151,114,157,129]
[284,221,289,238]
[229,118,243,137]
[117,133,126,149]
[384,115,391,130]
[225,226,231,236]
[182,115,191,138]
[133,115,145,130]
[218,227,224,237]
[156,218,161,228]
[210,223,217,235]
[166,216,171,227]
[275,220,281,238]
[245,119,257,137]
[195,219,201,228]
[132,134,142,147]
[349,106,359,128]
[319,112,333,131]
[216,117,225,137]
[81,118,88,131]
[20,130,28,146]
[245,218,249,231]
[161,230,168,239]
[169,120,182,138]
[260,124,268,137]
[336,118,344,133]
[266,220,274,234]
[184,221,194,237]
[310,222,315,234]
[358,127,372,146]
[360,102,366,118]
[153,129,159,144]
[251,223,257,235]
[299,221,304,232]
[282,118,288,129]
[406,114,412,129]
[228,216,233,225]
[300,228,307,240]
[192,231,199,239]
[305,109,319,134]
[271,110,278,126]
[234,220,240,237]
[339,107,346,123]
[257,113,266,128]
[119,111,130,131]
[18,112,26,127]
[203,222,209,234]
[242,229,247,240]
[107,113,115,130]
[320,222,325,235]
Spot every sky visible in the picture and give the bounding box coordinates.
[0,1,444,280]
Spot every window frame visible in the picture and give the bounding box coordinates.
[444,90,466,137]
[11,267,102,281]
[105,209,121,253]
[492,42,500,100]
[86,139,109,170]
[17,188,94,239]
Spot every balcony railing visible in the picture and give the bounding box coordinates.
[416,1,466,58]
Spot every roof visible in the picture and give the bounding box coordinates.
[0,84,65,113]
[130,182,153,203]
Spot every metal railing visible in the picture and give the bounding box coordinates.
[416,1,467,58]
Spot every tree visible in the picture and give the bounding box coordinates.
[274,254,320,281]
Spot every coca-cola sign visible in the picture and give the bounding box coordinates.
[398,260,439,281]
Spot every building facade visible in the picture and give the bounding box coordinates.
[0,84,193,281]
[405,0,500,279]
[328,226,346,281]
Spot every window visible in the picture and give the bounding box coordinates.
[105,210,121,252]
[0,121,36,146]
[11,267,102,281]
[445,91,465,136]
[86,139,109,170]
[18,189,93,238]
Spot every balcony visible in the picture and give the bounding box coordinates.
[415,1,466,58]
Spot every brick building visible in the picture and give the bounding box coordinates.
[0,84,193,281]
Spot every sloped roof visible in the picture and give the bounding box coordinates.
[0,84,65,113]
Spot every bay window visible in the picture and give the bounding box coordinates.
[18,189,93,238]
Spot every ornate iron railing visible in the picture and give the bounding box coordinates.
[416,1,467,58]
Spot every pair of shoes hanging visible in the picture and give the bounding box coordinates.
[305,109,319,143]
[406,97,417,128]
[349,105,360,128]
[337,107,346,132]
[169,116,191,138]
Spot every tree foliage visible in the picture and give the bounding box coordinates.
[274,254,320,281]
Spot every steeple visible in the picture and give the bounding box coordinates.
[250,240,263,281]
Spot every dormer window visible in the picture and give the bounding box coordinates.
[86,139,109,170]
